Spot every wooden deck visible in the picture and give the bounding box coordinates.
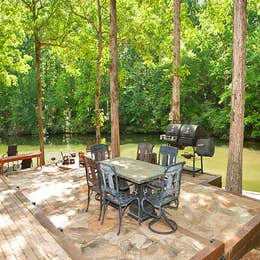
[0,177,70,259]
[0,176,87,260]
[1,166,260,259]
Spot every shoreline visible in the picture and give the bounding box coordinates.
[242,190,260,200]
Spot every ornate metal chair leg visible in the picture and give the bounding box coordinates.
[117,206,123,235]
[85,187,91,212]
[161,211,177,233]
[98,196,102,221]
[101,200,108,225]
[148,209,177,235]
[95,193,101,201]
[148,217,160,233]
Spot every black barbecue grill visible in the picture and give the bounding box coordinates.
[160,124,215,176]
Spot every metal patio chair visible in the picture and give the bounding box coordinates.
[141,161,185,234]
[157,145,178,167]
[90,143,130,192]
[136,143,155,163]
[90,144,110,161]
[99,163,140,235]
[148,145,178,191]
[21,159,32,169]
[84,157,102,220]
[2,144,18,172]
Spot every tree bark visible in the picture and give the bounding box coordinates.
[95,0,102,144]
[169,0,181,123]
[109,0,120,158]
[226,0,247,195]
[34,29,45,164]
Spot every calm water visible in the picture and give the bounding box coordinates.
[0,134,259,192]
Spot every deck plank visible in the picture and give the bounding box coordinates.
[0,177,71,260]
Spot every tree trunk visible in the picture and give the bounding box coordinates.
[34,29,45,164]
[95,0,102,144]
[169,0,181,123]
[226,0,247,195]
[109,0,120,158]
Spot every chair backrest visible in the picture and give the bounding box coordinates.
[84,157,100,190]
[162,161,185,200]
[136,143,154,162]
[99,163,119,196]
[7,145,17,156]
[21,159,32,169]
[90,144,110,161]
[157,146,178,167]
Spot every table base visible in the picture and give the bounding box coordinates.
[128,200,155,222]
[127,184,156,222]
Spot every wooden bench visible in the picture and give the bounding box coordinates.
[0,151,42,175]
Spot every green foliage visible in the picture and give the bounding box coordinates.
[0,67,37,135]
[0,0,31,86]
[0,0,259,140]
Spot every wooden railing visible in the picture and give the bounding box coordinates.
[0,152,42,175]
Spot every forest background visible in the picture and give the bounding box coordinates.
[0,0,259,140]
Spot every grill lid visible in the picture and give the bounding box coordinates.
[179,124,207,146]
[166,124,182,136]
[161,124,208,147]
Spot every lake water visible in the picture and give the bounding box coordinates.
[0,134,259,192]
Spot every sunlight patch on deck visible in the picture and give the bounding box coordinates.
[28,182,76,203]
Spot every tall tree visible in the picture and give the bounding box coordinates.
[95,0,103,144]
[226,0,247,195]
[34,21,45,163]
[69,0,104,144]
[21,0,73,164]
[21,0,45,163]
[169,0,181,123]
[110,0,120,157]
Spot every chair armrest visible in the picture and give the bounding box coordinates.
[147,183,162,191]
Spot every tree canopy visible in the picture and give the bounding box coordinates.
[0,0,259,140]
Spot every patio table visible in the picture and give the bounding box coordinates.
[103,157,164,222]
